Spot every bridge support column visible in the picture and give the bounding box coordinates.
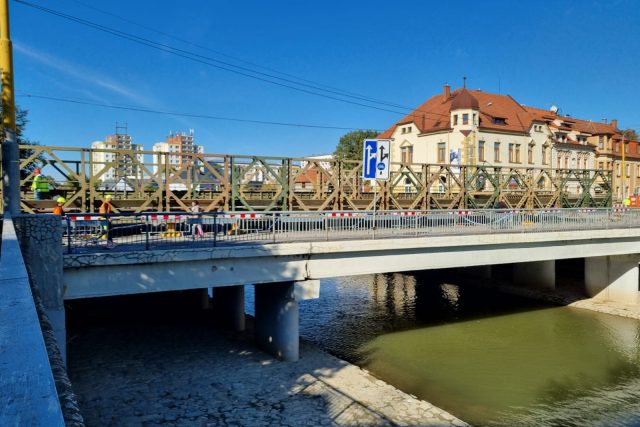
[213,285,245,331]
[585,255,639,304]
[14,215,66,364]
[514,260,555,290]
[465,265,492,279]
[254,280,320,362]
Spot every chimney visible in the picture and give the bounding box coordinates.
[443,84,451,101]
[611,119,618,129]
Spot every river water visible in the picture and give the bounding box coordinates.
[246,271,640,427]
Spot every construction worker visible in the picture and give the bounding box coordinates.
[53,197,65,215]
[99,194,113,214]
[30,168,50,200]
[98,195,113,244]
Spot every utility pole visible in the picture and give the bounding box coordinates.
[0,0,19,215]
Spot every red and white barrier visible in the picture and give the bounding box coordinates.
[148,214,187,221]
[392,211,418,216]
[223,213,263,219]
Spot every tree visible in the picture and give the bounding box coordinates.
[1,106,43,178]
[333,129,379,161]
[622,128,639,141]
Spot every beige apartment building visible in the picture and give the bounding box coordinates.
[91,132,144,184]
[152,130,204,173]
[378,84,637,199]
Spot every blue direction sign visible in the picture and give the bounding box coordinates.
[362,139,390,181]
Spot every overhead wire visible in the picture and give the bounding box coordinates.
[13,0,451,123]
[65,0,410,109]
[17,92,378,131]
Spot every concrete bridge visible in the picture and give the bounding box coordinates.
[4,207,640,425]
[57,208,640,362]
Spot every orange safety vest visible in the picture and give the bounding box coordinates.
[99,201,112,214]
[53,205,64,216]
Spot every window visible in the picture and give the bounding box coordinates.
[492,117,506,125]
[473,113,477,125]
[598,135,604,149]
[626,164,630,177]
[599,162,604,170]
[508,143,514,163]
[637,165,640,177]
[625,143,628,154]
[528,144,534,164]
[401,145,413,163]
[478,141,485,162]
[494,142,501,162]
[616,163,621,176]
[542,146,548,165]
[462,113,469,125]
[453,115,458,126]
[615,142,619,153]
[437,143,446,163]
[515,144,521,163]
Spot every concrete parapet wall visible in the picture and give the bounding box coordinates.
[0,214,65,426]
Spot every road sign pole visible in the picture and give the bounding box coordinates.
[373,180,377,238]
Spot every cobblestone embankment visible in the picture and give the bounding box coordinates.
[68,318,467,427]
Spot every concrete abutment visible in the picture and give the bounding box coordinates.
[15,215,66,363]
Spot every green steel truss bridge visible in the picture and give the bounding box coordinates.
[6,145,613,214]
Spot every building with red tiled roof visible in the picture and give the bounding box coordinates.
[379,84,637,199]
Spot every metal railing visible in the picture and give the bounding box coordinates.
[62,208,640,254]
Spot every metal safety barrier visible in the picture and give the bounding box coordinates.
[62,208,640,254]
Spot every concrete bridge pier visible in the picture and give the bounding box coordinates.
[254,280,320,362]
[213,285,245,331]
[464,265,492,280]
[514,260,555,290]
[585,255,640,304]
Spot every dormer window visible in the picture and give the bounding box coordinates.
[453,115,458,126]
[492,117,506,125]
[462,113,469,125]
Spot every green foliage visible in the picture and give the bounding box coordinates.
[333,129,379,161]
[622,129,639,141]
[1,106,44,178]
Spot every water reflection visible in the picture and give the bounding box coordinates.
[273,272,640,426]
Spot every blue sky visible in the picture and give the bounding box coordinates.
[12,0,640,158]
